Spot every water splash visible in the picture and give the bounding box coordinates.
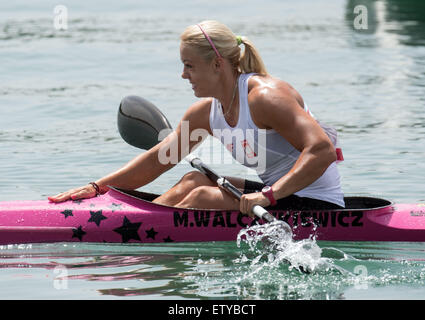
[236,220,335,274]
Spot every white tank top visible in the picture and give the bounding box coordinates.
[209,73,345,207]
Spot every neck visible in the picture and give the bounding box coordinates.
[215,70,240,114]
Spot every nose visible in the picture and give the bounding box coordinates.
[181,68,189,80]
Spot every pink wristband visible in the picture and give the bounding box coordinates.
[262,186,277,206]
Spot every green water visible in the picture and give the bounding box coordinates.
[1,0,425,300]
[1,241,425,300]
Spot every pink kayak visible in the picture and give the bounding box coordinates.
[0,187,424,244]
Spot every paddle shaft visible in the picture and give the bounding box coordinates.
[186,155,277,223]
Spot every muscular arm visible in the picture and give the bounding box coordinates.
[95,98,212,192]
[49,99,212,202]
[95,135,176,192]
[249,85,337,200]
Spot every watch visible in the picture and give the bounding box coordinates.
[261,186,277,206]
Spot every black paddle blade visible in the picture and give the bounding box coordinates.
[117,96,172,150]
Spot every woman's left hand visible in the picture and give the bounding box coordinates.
[240,192,271,217]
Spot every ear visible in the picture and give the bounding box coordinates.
[212,56,223,72]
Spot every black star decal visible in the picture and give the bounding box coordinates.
[108,203,122,212]
[72,226,86,241]
[72,199,84,204]
[88,210,107,227]
[113,216,142,243]
[163,236,173,242]
[60,209,73,219]
[145,227,158,240]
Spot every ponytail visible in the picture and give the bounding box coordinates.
[180,20,268,76]
[237,36,268,75]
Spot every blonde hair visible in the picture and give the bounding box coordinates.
[180,20,268,75]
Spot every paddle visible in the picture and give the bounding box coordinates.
[117,95,289,229]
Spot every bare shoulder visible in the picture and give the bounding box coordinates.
[247,75,306,129]
[180,98,213,133]
[246,75,330,152]
[248,74,305,109]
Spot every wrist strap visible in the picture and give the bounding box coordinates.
[89,182,101,196]
[262,186,277,206]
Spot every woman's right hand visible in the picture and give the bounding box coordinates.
[48,184,99,203]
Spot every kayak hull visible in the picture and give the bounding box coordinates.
[0,188,425,244]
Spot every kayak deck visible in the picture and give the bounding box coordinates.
[124,188,394,210]
[0,187,424,244]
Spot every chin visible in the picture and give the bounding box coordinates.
[193,89,204,98]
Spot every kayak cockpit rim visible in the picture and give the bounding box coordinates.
[107,186,393,212]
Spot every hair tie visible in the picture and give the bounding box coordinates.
[236,35,243,46]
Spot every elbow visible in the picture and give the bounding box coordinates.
[309,140,337,167]
[323,142,337,166]
[325,139,337,159]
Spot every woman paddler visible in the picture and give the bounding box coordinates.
[49,20,345,214]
